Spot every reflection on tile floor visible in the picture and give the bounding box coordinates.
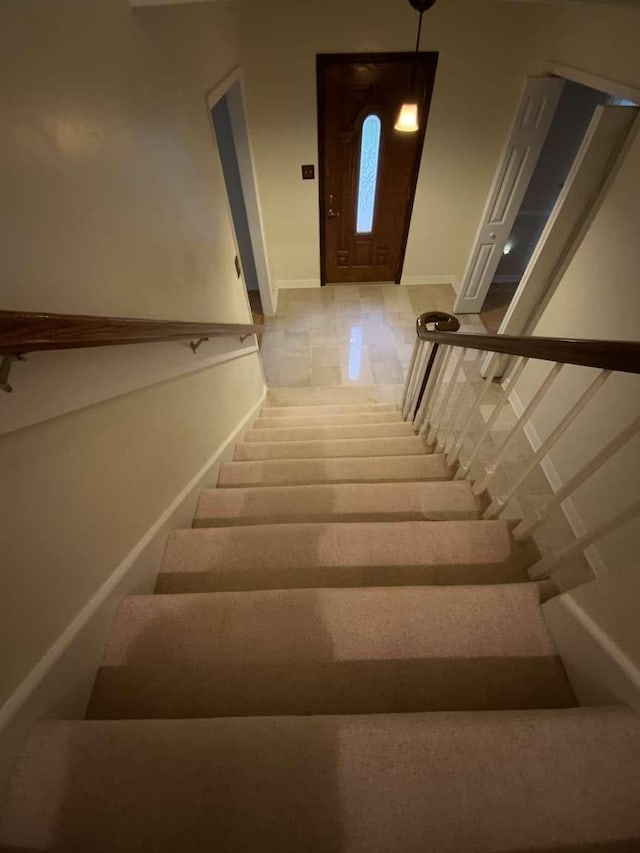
[261,283,486,393]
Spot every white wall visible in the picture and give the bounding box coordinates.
[0,0,265,753]
[238,0,547,289]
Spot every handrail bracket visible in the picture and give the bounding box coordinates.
[0,353,27,394]
[190,337,209,354]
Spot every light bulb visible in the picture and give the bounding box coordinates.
[394,102,419,133]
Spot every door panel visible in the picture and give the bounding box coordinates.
[454,77,565,313]
[318,53,438,284]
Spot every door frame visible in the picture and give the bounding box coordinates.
[316,52,437,286]
[206,67,275,316]
[458,62,640,326]
[499,103,638,338]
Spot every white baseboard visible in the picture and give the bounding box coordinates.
[400,275,460,292]
[276,279,321,290]
[508,388,607,578]
[543,592,640,712]
[0,388,266,796]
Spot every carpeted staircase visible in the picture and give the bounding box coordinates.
[2,393,640,852]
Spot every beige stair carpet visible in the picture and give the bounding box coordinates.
[218,453,451,487]
[260,402,398,418]
[194,480,481,526]
[87,584,575,719]
[233,435,428,461]
[2,708,639,853]
[242,421,415,442]
[255,411,405,428]
[156,520,537,593]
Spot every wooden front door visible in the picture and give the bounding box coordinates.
[318,52,438,284]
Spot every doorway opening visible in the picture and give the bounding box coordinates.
[317,52,438,285]
[208,72,274,320]
[455,73,638,336]
[479,81,606,333]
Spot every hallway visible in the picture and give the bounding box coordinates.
[260,284,486,392]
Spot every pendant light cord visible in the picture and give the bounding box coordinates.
[410,10,423,92]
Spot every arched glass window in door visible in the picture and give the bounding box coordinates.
[356,114,382,234]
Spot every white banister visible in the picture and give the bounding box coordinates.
[447,358,499,468]
[456,356,529,481]
[513,411,640,540]
[529,496,640,580]
[483,369,612,519]
[473,361,564,496]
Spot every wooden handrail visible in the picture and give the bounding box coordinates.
[416,313,640,375]
[0,310,263,355]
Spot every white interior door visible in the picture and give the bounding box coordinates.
[454,77,564,314]
[500,103,638,335]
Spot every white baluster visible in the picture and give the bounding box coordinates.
[529,496,640,580]
[438,348,480,455]
[401,338,421,418]
[513,411,640,540]
[431,348,468,451]
[402,339,426,420]
[406,340,432,422]
[420,346,454,438]
[414,344,449,433]
[473,361,564,496]
[484,369,612,519]
[455,356,529,481]
[447,357,499,468]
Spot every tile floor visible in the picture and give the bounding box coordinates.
[261,283,486,394]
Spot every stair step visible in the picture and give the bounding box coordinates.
[261,402,398,418]
[218,454,451,487]
[255,411,405,429]
[233,435,427,461]
[3,708,639,852]
[265,386,398,407]
[243,421,415,442]
[157,520,536,593]
[194,481,480,526]
[87,584,574,719]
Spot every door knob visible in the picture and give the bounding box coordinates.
[327,208,340,218]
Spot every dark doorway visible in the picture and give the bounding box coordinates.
[317,52,438,285]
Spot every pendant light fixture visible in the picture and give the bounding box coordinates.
[395,0,437,133]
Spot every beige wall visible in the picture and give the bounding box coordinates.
[0,0,265,710]
[515,124,640,662]
[511,2,640,668]
[238,0,547,287]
